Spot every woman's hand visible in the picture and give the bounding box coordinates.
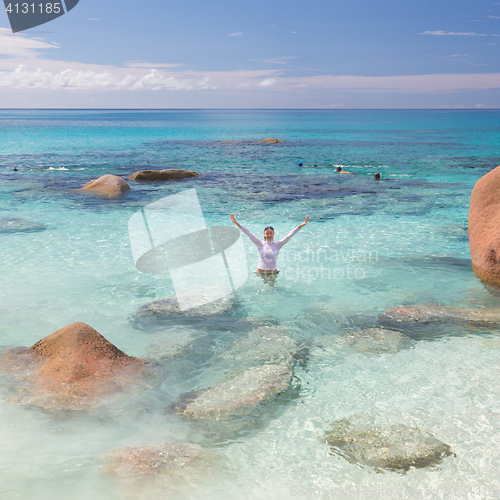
[230,214,240,227]
[298,215,309,229]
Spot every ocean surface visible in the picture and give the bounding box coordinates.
[1,109,500,499]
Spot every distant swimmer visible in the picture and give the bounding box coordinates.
[13,166,18,171]
[230,213,309,274]
[299,163,328,168]
[336,166,353,174]
[374,172,381,180]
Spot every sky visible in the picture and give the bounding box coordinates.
[0,0,500,108]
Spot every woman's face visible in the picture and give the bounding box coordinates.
[264,228,274,241]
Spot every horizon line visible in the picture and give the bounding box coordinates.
[0,107,499,111]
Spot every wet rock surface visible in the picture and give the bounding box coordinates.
[324,418,454,472]
[0,322,146,410]
[77,174,130,197]
[175,364,293,421]
[128,169,198,181]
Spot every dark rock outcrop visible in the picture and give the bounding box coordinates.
[128,169,198,181]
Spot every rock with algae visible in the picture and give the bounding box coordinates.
[323,418,454,472]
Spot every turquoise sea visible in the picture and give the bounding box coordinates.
[1,109,500,499]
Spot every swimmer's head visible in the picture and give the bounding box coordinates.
[336,167,342,172]
[264,226,274,241]
[374,172,381,180]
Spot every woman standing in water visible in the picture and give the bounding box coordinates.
[230,214,309,274]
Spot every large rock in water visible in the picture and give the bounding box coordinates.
[0,322,146,410]
[128,169,198,181]
[78,174,130,197]
[324,418,454,472]
[469,165,500,284]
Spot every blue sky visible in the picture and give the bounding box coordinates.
[1,0,500,108]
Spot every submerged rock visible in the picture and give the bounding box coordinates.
[219,326,299,369]
[77,174,130,197]
[175,364,292,421]
[104,441,215,477]
[381,304,500,325]
[128,169,198,181]
[0,322,146,410]
[340,328,413,354]
[147,328,195,362]
[469,165,500,285]
[324,419,454,472]
[0,217,47,233]
[131,295,236,327]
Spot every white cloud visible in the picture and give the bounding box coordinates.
[258,78,277,86]
[1,26,500,99]
[228,32,243,36]
[1,63,500,95]
[0,27,59,57]
[0,66,219,91]
[487,15,500,19]
[420,30,499,36]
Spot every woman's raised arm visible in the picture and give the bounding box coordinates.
[230,214,262,247]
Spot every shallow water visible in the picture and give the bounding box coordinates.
[1,110,500,499]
